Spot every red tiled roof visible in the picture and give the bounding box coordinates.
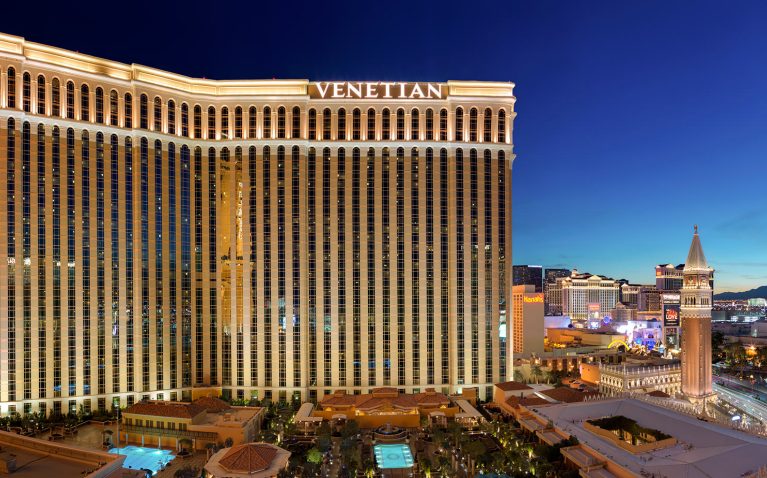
[540,387,596,403]
[321,389,451,411]
[219,443,279,473]
[124,400,206,419]
[193,396,231,412]
[506,395,549,409]
[496,381,533,392]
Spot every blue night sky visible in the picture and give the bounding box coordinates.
[3,0,766,291]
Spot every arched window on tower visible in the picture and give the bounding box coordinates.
[181,103,189,137]
[234,106,243,139]
[367,108,376,140]
[22,72,31,112]
[81,84,90,121]
[221,106,229,139]
[194,105,202,138]
[292,106,301,138]
[140,94,149,129]
[52,78,61,117]
[425,108,434,140]
[6,67,16,108]
[263,106,272,139]
[277,106,286,139]
[439,109,447,141]
[207,106,216,139]
[124,93,133,128]
[337,108,346,140]
[498,109,506,143]
[167,100,176,134]
[153,96,162,131]
[95,87,104,124]
[411,108,420,140]
[352,108,361,140]
[37,75,46,115]
[248,106,257,138]
[322,108,331,140]
[308,108,316,139]
[382,108,391,140]
[66,82,75,119]
[469,108,477,141]
[455,107,464,141]
[396,108,405,140]
[483,108,492,142]
[109,90,118,126]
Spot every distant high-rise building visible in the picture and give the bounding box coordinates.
[656,264,685,291]
[513,265,543,292]
[680,226,715,408]
[560,270,620,324]
[512,285,544,356]
[638,286,661,312]
[544,268,570,315]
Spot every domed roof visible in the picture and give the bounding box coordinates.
[684,225,708,272]
[219,443,279,474]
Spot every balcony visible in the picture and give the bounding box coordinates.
[121,424,217,441]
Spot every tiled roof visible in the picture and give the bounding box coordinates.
[193,396,231,412]
[506,395,549,409]
[321,389,451,411]
[496,381,532,392]
[219,443,279,473]
[123,400,206,419]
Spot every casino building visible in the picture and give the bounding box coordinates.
[0,33,515,415]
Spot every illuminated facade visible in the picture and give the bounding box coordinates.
[680,226,715,406]
[559,271,619,324]
[0,33,515,414]
[511,285,544,355]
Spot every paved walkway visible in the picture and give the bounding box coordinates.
[154,452,208,478]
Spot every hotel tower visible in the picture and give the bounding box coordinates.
[0,33,515,415]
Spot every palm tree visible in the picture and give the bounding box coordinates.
[531,364,544,384]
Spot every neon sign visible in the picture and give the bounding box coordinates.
[310,82,444,100]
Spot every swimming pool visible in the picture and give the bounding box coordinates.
[109,446,175,475]
[374,444,414,469]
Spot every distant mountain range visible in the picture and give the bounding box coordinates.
[714,285,767,300]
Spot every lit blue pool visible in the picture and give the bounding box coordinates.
[374,444,414,469]
[109,446,175,475]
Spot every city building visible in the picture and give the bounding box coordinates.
[680,226,715,408]
[655,263,684,291]
[513,264,543,292]
[205,443,291,478]
[638,285,661,312]
[593,359,681,396]
[559,270,620,324]
[0,33,515,413]
[512,285,545,356]
[120,396,264,450]
[543,268,570,315]
[618,282,641,307]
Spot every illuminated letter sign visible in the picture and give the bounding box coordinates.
[523,294,544,304]
[309,82,444,100]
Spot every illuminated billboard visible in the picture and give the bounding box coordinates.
[664,304,680,327]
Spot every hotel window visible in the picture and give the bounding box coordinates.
[425,109,434,140]
[109,90,118,126]
[22,72,31,112]
[140,94,148,129]
[234,106,243,138]
[411,108,420,140]
[469,108,477,141]
[396,108,405,140]
[367,108,375,140]
[124,93,133,128]
[95,87,104,124]
[153,96,162,130]
[277,106,286,139]
[6,67,15,108]
[352,108,361,140]
[439,109,447,141]
[322,108,331,140]
[483,108,492,142]
[168,100,176,134]
[194,105,202,138]
[337,108,346,140]
[207,106,216,139]
[382,108,391,140]
[498,109,506,142]
[221,106,229,138]
[79,84,89,121]
[292,106,301,138]
[263,106,272,139]
[248,106,257,138]
[52,78,61,117]
[181,103,189,137]
[455,107,464,141]
[37,75,45,114]
[308,108,316,139]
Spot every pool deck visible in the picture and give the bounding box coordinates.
[374,443,414,469]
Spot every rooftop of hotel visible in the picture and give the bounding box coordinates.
[531,398,767,478]
[320,388,451,411]
[495,381,533,392]
[123,397,262,427]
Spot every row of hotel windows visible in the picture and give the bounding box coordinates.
[3,68,509,142]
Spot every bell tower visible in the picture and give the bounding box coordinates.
[680,226,715,407]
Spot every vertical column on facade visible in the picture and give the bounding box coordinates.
[402,148,414,387]
[359,147,369,389]
[44,125,55,405]
[329,146,341,389]
[160,143,171,393]
[0,70,6,108]
[103,135,113,398]
[298,145,309,399]
[489,149,500,385]
[29,123,40,403]
[242,147,253,392]
[147,140,158,392]
[373,148,384,387]
[0,120,10,405]
[505,151,514,380]
[418,147,429,386]
[344,146,355,389]
[254,147,266,391]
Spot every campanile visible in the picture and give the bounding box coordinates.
[680,226,715,407]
